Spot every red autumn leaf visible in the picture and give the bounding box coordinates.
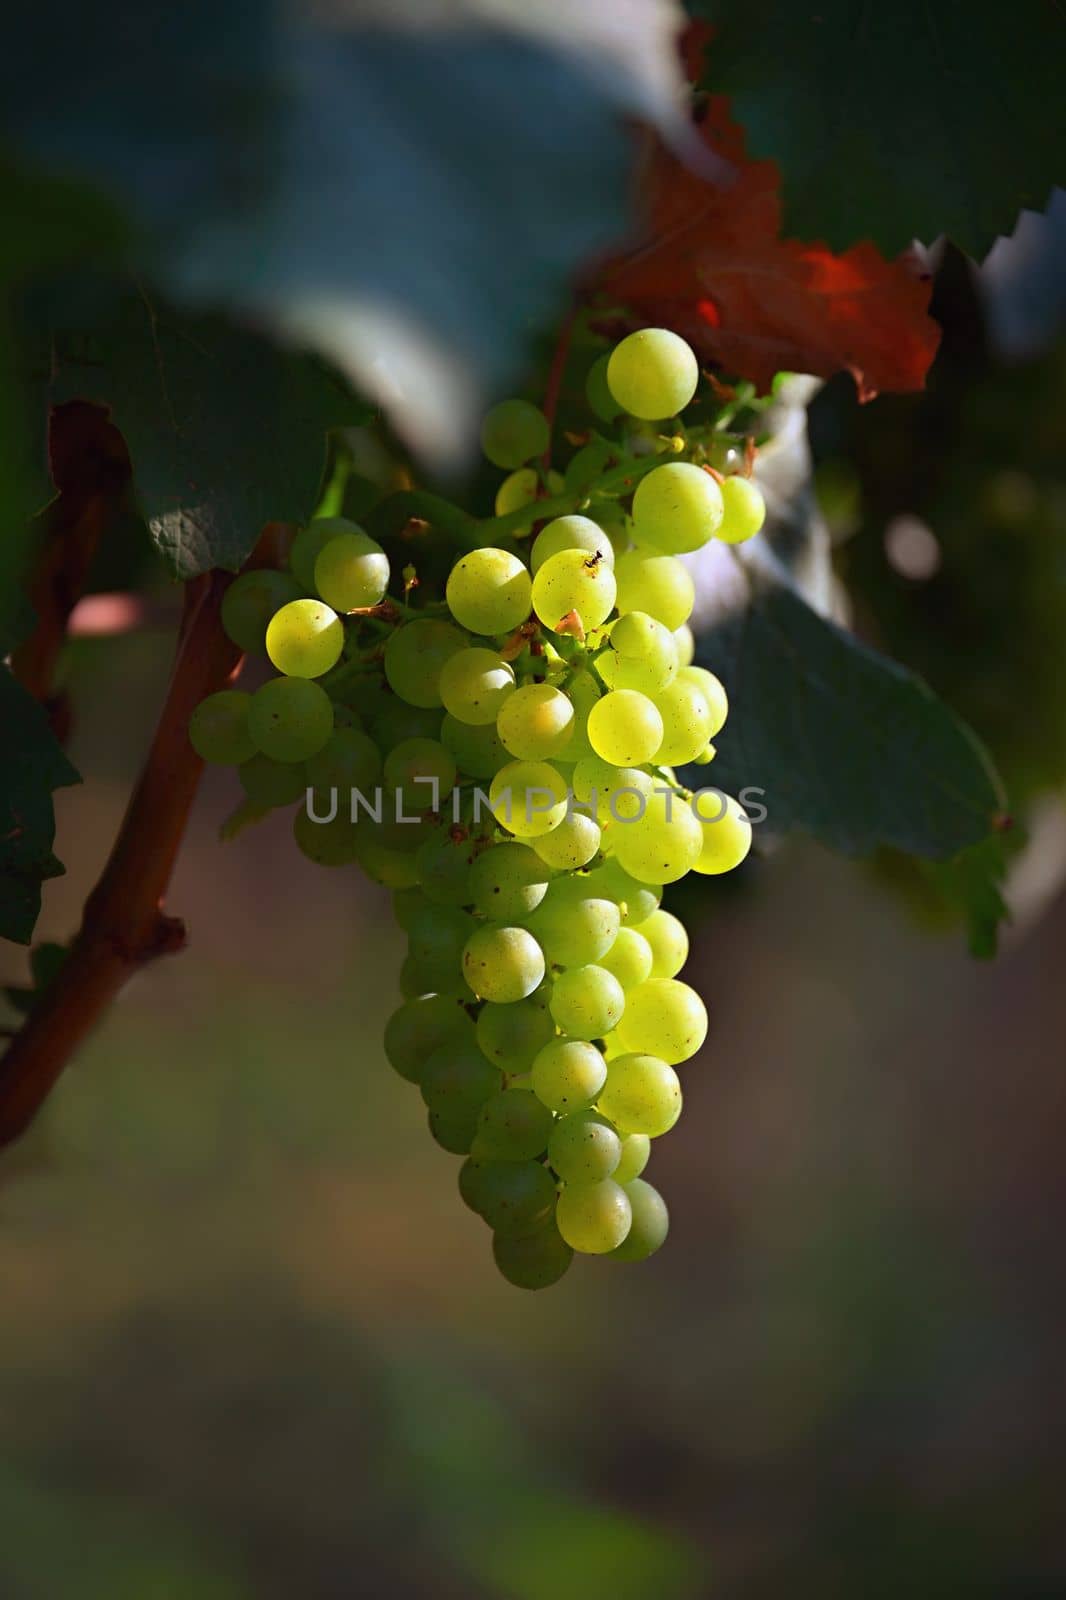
[602,95,940,400]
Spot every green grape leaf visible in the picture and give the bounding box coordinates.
[700,583,1004,859]
[48,290,368,577]
[698,1,1065,259]
[0,668,81,946]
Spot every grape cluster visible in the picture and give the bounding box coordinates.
[188,327,765,1288]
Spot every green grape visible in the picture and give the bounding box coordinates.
[531,548,616,634]
[530,515,615,574]
[461,1159,556,1236]
[462,924,546,1003]
[496,683,575,760]
[306,727,383,797]
[572,756,652,824]
[611,609,676,666]
[439,647,515,726]
[446,548,532,635]
[677,666,728,737]
[238,753,307,808]
[548,965,625,1040]
[492,1216,573,1289]
[361,842,422,891]
[407,904,475,992]
[612,788,703,886]
[384,994,475,1084]
[717,475,766,544]
[614,550,695,630]
[613,1132,651,1184]
[691,791,753,874]
[615,978,707,1064]
[489,760,568,838]
[494,466,538,517]
[476,995,555,1073]
[314,529,390,611]
[441,714,510,780]
[531,1038,607,1113]
[293,805,359,866]
[383,738,457,813]
[584,858,661,926]
[555,1178,632,1254]
[248,677,334,762]
[473,1086,554,1160]
[420,1039,501,1117]
[221,569,302,653]
[188,690,257,764]
[631,462,724,554]
[393,886,430,931]
[480,399,550,469]
[468,842,549,920]
[562,669,601,762]
[597,1052,681,1136]
[587,689,664,766]
[384,619,467,708]
[611,1179,669,1261]
[369,698,443,750]
[634,908,688,978]
[599,926,653,991]
[606,328,699,420]
[427,1106,480,1154]
[653,678,713,765]
[563,441,613,497]
[265,598,344,678]
[586,352,623,423]
[547,1109,621,1184]
[289,517,361,592]
[415,828,482,907]
[531,810,601,871]
[526,879,620,967]
[673,624,695,667]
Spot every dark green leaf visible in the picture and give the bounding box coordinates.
[0,668,80,945]
[699,2,1064,258]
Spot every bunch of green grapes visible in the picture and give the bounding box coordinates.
[188,327,764,1288]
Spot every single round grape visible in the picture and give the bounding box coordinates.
[587,689,664,767]
[419,1039,500,1117]
[480,399,550,469]
[526,880,620,968]
[597,1052,681,1136]
[614,550,694,631]
[611,1179,669,1261]
[238,753,307,808]
[494,466,538,516]
[393,886,430,932]
[531,810,601,871]
[691,791,753,874]
[188,690,257,764]
[384,994,475,1084]
[632,462,724,554]
[439,647,515,726]
[293,805,359,866]
[531,1038,607,1113]
[613,1132,651,1184]
[572,757,653,825]
[473,1086,554,1160]
[561,668,602,763]
[476,995,555,1073]
[248,677,334,762]
[415,828,480,907]
[585,858,662,926]
[717,475,766,544]
[653,678,713,766]
[615,978,708,1064]
[599,926,654,991]
[461,1159,556,1237]
[383,738,457,813]
[361,841,422,891]
[673,624,695,667]
[427,1106,480,1154]
[635,908,688,978]
[384,619,467,708]
[221,569,302,653]
[369,697,442,750]
[556,1178,632,1254]
[265,598,344,679]
[441,714,509,780]
[468,843,549,921]
[612,789,703,886]
[496,683,575,761]
[606,328,698,420]
[306,727,383,798]
[493,1217,573,1289]
[289,517,361,592]
[446,548,532,636]
[563,440,612,496]
[549,965,625,1041]
[406,904,475,992]
[548,1110,621,1184]
[530,516,615,574]
[462,924,545,1003]
[531,548,616,635]
[489,760,569,838]
[677,666,728,737]
[314,529,390,611]
[585,352,623,423]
